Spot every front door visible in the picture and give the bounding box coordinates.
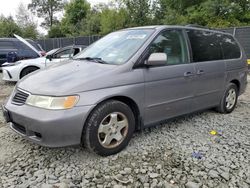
[143,29,196,125]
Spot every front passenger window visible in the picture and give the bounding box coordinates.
[149,30,188,65]
[54,49,72,59]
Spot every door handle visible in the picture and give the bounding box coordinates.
[197,70,205,75]
[184,72,194,77]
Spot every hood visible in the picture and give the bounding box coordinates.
[2,57,45,67]
[14,34,42,57]
[17,60,119,95]
[19,57,46,64]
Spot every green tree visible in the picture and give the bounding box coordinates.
[0,16,22,37]
[154,0,205,24]
[16,3,39,39]
[28,0,66,28]
[60,0,90,36]
[81,10,101,35]
[22,25,39,39]
[48,24,66,38]
[64,0,90,25]
[231,0,250,23]
[121,0,152,26]
[187,0,242,27]
[100,7,129,34]
[47,0,250,37]
[155,0,250,28]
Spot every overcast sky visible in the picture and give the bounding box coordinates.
[0,0,110,34]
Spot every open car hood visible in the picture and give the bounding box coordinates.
[14,34,42,57]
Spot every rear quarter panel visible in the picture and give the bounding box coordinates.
[225,49,248,95]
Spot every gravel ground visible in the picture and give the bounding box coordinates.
[0,72,250,188]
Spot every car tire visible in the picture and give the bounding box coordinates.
[216,83,238,114]
[82,100,135,156]
[20,66,39,79]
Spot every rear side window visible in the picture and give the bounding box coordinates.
[187,30,223,62]
[220,35,241,59]
[0,41,16,49]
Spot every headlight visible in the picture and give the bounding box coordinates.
[26,95,79,110]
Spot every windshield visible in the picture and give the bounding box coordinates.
[74,29,154,65]
[46,48,59,56]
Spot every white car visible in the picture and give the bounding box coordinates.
[2,45,86,82]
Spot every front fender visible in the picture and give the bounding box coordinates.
[76,83,145,120]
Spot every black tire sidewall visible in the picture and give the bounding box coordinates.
[222,84,238,113]
[83,100,135,156]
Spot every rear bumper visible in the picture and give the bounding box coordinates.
[3,99,94,147]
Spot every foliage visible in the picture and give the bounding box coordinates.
[121,0,153,26]
[59,0,91,36]
[22,25,39,39]
[16,3,35,28]
[16,3,39,39]
[64,0,90,25]
[1,0,250,38]
[0,16,22,37]
[48,24,66,38]
[0,14,38,39]
[52,0,250,37]
[99,7,129,34]
[28,0,66,28]
[187,0,243,27]
[79,9,101,35]
[156,0,250,27]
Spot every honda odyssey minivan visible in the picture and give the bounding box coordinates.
[2,25,248,156]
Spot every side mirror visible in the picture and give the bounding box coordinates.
[46,54,52,61]
[146,53,167,66]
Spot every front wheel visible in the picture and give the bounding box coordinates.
[82,100,135,156]
[216,83,238,114]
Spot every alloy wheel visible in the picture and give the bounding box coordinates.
[98,112,129,149]
[225,88,236,110]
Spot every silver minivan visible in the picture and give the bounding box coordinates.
[2,25,248,156]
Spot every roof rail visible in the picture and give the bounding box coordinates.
[185,24,210,29]
[185,24,222,32]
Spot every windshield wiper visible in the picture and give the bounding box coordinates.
[74,57,108,64]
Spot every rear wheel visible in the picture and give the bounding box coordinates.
[83,100,135,156]
[216,83,238,113]
[20,66,39,79]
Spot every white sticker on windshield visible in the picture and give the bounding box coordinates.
[126,34,147,40]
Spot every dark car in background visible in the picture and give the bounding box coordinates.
[26,39,46,56]
[0,38,44,69]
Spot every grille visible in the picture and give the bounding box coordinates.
[12,89,29,105]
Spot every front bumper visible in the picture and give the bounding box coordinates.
[2,66,20,82]
[3,99,94,147]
